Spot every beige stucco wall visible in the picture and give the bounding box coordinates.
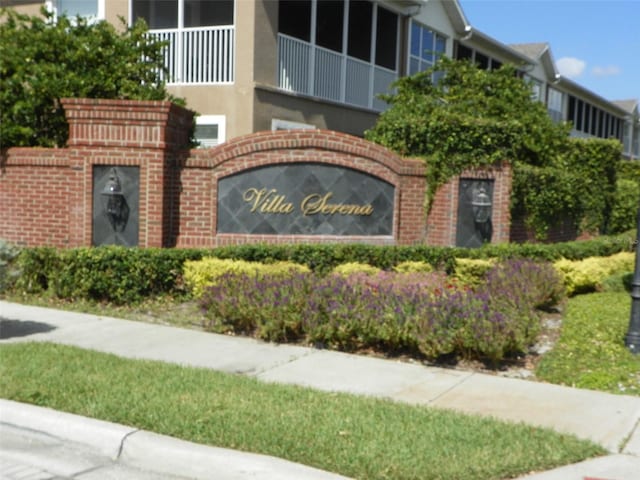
[0,1,45,16]
[253,87,379,137]
[165,0,259,140]
[105,0,128,28]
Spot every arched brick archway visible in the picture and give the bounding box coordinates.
[174,129,426,247]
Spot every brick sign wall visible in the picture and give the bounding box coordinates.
[0,99,513,248]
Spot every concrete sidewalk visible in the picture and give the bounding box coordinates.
[1,300,639,479]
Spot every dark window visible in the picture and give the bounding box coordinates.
[584,104,591,133]
[455,42,473,61]
[490,59,502,70]
[347,0,372,60]
[375,6,397,69]
[278,0,311,41]
[590,106,597,135]
[317,1,344,52]
[185,0,233,27]
[133,0,178,29]
[576,99,583,131]
[475,52,489,70]
[568,96,576,124]
[598,110,604,138]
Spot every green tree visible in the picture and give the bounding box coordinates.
[365,57,619,239]
[0,8,181,148]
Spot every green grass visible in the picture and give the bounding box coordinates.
[0,342,604,480]
[536,291,640,395]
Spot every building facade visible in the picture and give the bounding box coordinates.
[3,0,639,160]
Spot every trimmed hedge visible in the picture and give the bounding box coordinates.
[7,228,635,304]
[15,246,206,303]
[184,257,309,297]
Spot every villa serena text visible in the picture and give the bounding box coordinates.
[242,188,374,216]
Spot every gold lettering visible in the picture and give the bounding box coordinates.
[242,188,293,214]
[301,192,373,216]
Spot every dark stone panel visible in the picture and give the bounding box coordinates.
[92,166,140,247]
[456,178,494,248]
[217,163,394,236]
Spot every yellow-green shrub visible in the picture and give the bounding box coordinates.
[553,252,635,296]
[452,258,496,287]
[331,262,381,277]
[392,261,434,273]
[184,258,309,297]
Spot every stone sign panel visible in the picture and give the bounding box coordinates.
[217,163,394,235]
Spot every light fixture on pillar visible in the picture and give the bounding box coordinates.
[471,186,493,243]
[472,186,492,223]
[625,200,640,354]
[101,167,129,232]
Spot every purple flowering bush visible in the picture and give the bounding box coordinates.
[199,259,564,364]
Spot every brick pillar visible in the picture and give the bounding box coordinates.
[61,98,194,247]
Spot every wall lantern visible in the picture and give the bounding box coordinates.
[101,167,129,232]
[471,186,492,224]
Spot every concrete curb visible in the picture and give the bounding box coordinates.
[0,399,350,480]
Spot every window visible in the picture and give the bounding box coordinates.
[547,87,564,122]
[455,43,473,61]
[48,0,104,21]
[524,75,542,102]
[317,1,344,53]
[474,52,489,70]
[195,115,226,147]
[276,0,399,110]
[132,1,177,28]
[598,110,604,138]
[347,1,373,61]
[271,119,316,131]
[278,0,311,41]
[132,0,234,29]
[575,99,584,131]
[375,6,398,70]
[409,21,446,75]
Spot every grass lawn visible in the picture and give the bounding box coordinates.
[0,342,604,480]
[536,291,640,395]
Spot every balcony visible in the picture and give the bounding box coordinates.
[277,34,396,112]
[149,25,235,85]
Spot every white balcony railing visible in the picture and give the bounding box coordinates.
[149,25,235,84]
[278,33,396,112]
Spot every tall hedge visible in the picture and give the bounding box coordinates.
[0,7,180,147]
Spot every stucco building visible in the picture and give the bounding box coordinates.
[3,0,639,159]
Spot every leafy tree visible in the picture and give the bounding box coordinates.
[0,8,181,148]
[365,57,620,239]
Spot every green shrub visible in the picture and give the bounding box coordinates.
[331,262,381,277]
[49,247,203,304]
[554,252,635,296]
[184,257,309,297]
[0,239,22,292]
[452,258,496,287]
[392,260,434,273]
[14,247,61,293]
[600,272,634,293]
[607,179,640,234]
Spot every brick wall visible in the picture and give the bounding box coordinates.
[0,98,514,248]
